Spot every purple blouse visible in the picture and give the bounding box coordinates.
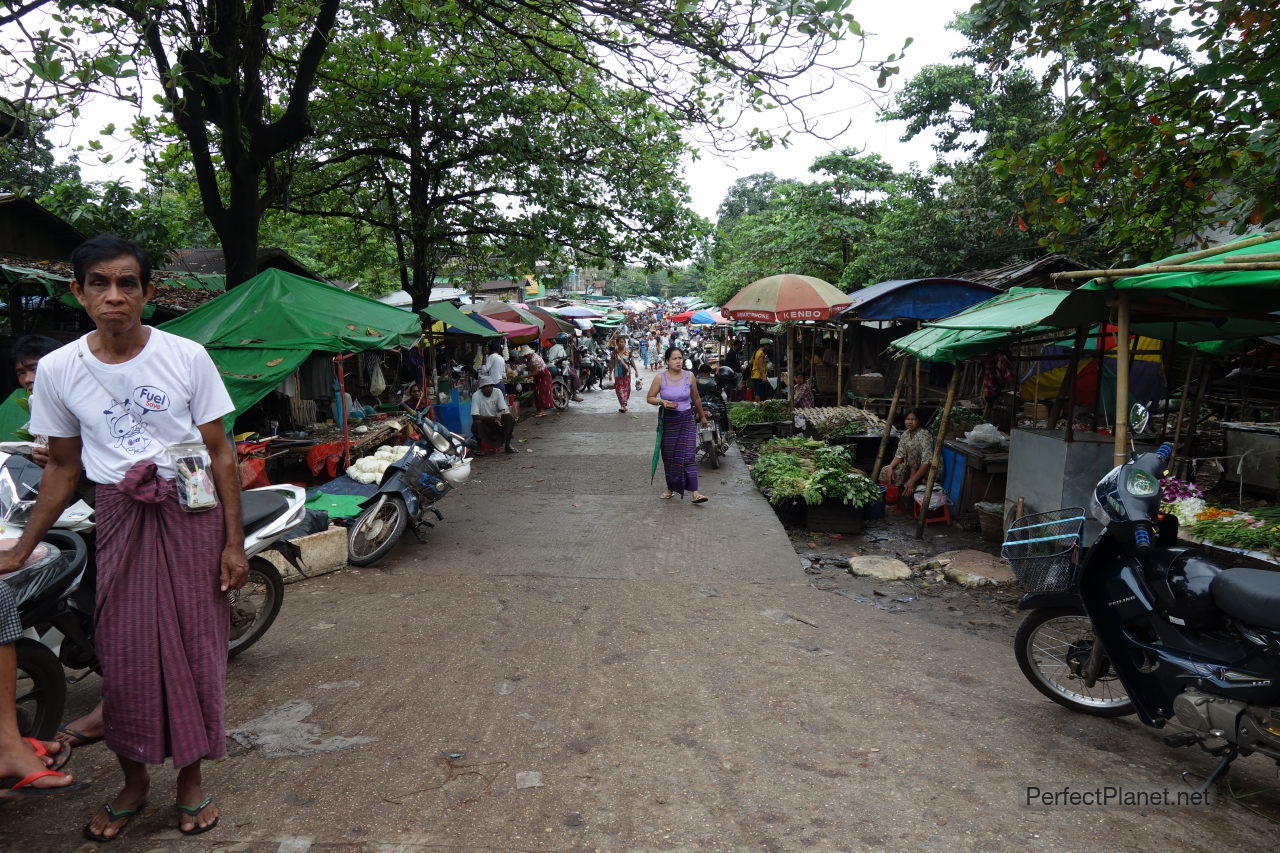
[658,370,692,412]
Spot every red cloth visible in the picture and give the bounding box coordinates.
[238,457,271,489]
[95,461,229,768]
[615,370,632,408]
[306,441,348,477]
[533,367,554,411]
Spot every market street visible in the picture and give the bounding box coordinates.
[4,370,1280,851]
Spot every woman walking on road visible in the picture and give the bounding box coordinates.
[646,347,709,503]
[610,339,640,413]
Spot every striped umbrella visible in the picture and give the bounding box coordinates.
[722,274,851,322]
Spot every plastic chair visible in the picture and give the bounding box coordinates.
[911,491,952,526]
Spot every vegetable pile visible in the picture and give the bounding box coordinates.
[1188,510,1280,554]
[800,407,881,442]
[749,437,882,508]
[729,399,789,428]
[345,444,410,484]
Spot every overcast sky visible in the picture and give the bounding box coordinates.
[59,2,971,225]
[683,1,971,220]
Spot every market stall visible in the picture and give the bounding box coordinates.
[159,268,423,477]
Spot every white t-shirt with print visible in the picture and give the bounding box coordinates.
[29,328,235,485]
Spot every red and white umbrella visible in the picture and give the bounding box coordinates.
[722,274,851,322]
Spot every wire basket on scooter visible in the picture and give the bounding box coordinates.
[1001,508,1085,593]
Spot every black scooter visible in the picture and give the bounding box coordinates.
[1010,404,1280,792]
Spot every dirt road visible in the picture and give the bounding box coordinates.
[5,370,1280,851]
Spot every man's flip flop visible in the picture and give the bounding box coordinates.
[24,736,72,772]
[56,726,104,748]
[0,769,89,798]
[83,801,145,841]
[177,795,220,836]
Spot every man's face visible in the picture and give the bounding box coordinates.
[15,358,38,393]
[71,255,153,333]
[480,384,496,397]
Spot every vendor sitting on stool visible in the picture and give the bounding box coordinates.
[879,408,934,505]
[470,378,517,454]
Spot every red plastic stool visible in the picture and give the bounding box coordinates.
[911,494,952,526]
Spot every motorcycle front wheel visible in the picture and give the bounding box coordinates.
[228,558,285,659]
[15,638,65,740]
[1014,607,1134,717]
[347,494,409,566]
[552,381,570,410]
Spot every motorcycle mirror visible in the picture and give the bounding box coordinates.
[428,429,452,454]
[1129,402,1150,435]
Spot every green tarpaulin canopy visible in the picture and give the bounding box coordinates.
[1045,235,1280,328]
[0,389,29,442]
[422,301,501,338]
[160,268,422,421]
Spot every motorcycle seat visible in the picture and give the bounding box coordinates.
[242,490,290,536]
[1211,568,1280,629]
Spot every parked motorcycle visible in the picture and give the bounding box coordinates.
[695,373,730,469]
[2,453,307,739]
[577,348,605,391]
[346,407,474,566]
[1010,403,1280,792]
[548,357,573,410]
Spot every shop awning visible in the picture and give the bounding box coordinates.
[841,277,1002,322]
[422,301,501,338]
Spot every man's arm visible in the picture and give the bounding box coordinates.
[198,418,248,592]
[0,436,82,574]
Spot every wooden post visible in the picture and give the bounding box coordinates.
[871,358,910,482]
[1113,293,1131,465]
[1170,348,1196,460]
[836,324,845,406]
[1061,326,1087,443]
[786,323,795,411]
[1184,358,1212,463]
[916,367,960,539]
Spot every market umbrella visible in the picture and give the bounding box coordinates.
[468,313,539,342]
[466,301,554,340]
[524,304,576,337]
[722,274,852,322]
[554,305,604,319]
[670,310,696,323]
[689,309,726,325]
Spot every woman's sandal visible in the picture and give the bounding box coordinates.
[691,494,709,504]
[176,795,219,836]
[83,801,146,842]
[659,490,675,500]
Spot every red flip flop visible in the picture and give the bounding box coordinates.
[0,768,88,798]
[23,737,72,771]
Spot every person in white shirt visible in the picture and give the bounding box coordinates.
[470,378,516,453]
[481,340,506,392]
[0,235,244,837]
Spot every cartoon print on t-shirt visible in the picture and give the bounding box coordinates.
[102,385,172,454]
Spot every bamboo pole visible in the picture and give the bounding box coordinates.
[1050,230,1280,280]
[1113,294,1132,465]
[1061,326,1087,443]
[1184,359,1212,467]
[836,323,845,406]
[1170,348,1196,461]
[871,358,910,482]
[916,367,960,539]
[786,323,794,412]
[1053,259,1280,280]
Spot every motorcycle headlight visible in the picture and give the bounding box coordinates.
[1125,468,1159,498]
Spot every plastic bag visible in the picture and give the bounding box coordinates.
[369,364,386,395]
[963,423,1008,448]
[169,442,219,512]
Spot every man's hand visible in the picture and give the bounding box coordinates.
[0,548,29,576]
[220,544,250,592]
[31,444,49,468]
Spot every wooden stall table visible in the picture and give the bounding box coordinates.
[941,438,1009,523]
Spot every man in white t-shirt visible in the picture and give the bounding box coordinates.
[0,235,244,838]
[469,378,516,453]
[481,340,506,391]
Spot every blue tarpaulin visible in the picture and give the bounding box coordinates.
[842,278,1001,322]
